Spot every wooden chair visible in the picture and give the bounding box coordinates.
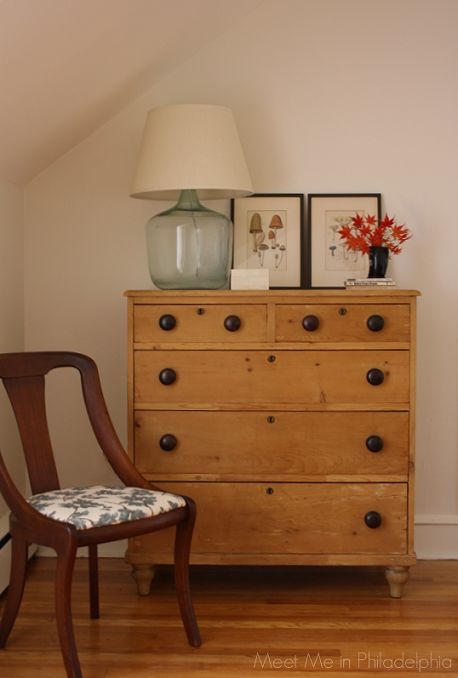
[0,351,201,678]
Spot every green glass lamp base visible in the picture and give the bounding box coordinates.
[145,189,232,290]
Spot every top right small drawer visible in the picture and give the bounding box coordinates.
[275,304,410,343]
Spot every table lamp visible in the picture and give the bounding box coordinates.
[131,104,253,289]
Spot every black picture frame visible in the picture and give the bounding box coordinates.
[307,193,382,288]
[231,193,306,288]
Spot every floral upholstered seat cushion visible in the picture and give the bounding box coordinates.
[27,485,186,530]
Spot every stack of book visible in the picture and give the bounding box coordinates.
[344,277,396,288]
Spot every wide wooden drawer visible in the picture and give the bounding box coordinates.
[134,410,409,479]
[129,482,407,558]
[134,350,410,406]
[133,303,268,342]
[275,304,410,342]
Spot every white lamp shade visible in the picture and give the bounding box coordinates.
[131,104,253,200]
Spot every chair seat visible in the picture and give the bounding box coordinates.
[27,485,186,530]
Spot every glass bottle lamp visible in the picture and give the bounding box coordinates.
[131,104,253,289]
[145,189,232,290]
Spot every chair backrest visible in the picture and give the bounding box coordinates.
[0,351,150,521]
[0,352,100,499]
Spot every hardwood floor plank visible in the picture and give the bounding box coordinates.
[0,558,457,676]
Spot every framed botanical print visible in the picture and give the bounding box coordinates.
[308,193,381,287]
[231,193,305,288]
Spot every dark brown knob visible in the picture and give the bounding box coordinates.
[364,510,382,529]
[367,314,385,332]
[366,368,385,386]
[366,435,384,453]
[224,315,241,332]
[159,434,177,451]
[265,487,274,495]
[302,314,320,332]
[159,368,177,386]
[158,314,177,331]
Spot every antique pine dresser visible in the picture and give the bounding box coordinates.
[125,289,419,597]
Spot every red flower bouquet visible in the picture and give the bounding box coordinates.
[338,214,411,255]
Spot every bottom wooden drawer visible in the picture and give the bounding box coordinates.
[128,482,407,562]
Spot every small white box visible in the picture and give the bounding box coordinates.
[230,268,269,290]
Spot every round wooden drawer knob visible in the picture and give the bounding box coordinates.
[364,511,382,529]
[158,314,177,331]
[158,368,177,385]
[224,315,242,332]
[159,434,178,451]
[366,435,384,452]
[367,314,385,332]
[366,368,385,386]
[302,315,320,332]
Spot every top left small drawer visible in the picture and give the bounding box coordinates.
[133,304,269,342]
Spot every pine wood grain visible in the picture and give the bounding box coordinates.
[134,410,409,480]
[134,349,410,407]
[127,290,418,597]
[0,557,457,677]
[129,482,408,559]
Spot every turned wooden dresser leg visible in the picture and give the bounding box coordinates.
[131,564,155,596]
[385,566,410,598]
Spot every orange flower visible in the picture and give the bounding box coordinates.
[338,214,411,255]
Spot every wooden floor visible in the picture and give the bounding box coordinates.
[0,557,457,677]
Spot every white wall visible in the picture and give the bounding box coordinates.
[0,179,23,351]
[0,178,24,589]
[0,177,24,493]
[24,0,458,557]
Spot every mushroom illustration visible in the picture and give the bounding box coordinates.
[275,244,286,269]
[255,230,265,249]
[268,214,284,248]
[249,213,263,252]
[258,243,269,266]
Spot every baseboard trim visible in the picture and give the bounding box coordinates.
[0,513,38,593]
[0,531,11,550]
[0,513,12,593]
[415,514,458,559]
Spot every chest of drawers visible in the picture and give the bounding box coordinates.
[125,289,419,597]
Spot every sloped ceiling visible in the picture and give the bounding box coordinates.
[0,0,261,186]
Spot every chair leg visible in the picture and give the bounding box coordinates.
[54,539,82,678]
[0,535,28,648]
[88,544,99,619]
[173,499,201,648]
